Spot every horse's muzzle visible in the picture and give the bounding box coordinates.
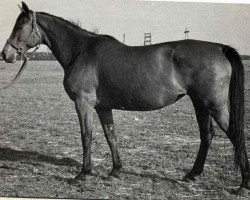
[2,51,16,63]
[2,44,17,63]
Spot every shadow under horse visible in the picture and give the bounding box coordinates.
[2,2,250,196]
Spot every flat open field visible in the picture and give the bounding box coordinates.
[0,60,250,199]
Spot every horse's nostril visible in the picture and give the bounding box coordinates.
[1,51,6,60]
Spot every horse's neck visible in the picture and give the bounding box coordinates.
[37,13,88,69]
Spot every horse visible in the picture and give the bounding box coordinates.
[2,2,250,195]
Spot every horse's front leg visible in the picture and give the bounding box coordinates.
[74,96,94,181]
[96,109,122,178]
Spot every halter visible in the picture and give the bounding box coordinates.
[7,11,41,54]
[0,12,41,90]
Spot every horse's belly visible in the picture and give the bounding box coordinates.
[96,87,185,111]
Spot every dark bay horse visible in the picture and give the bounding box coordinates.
[2,2,250,195]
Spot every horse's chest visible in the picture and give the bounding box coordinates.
[63,76,77,100]
[63,70,98,101]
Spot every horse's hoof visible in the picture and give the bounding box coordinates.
[109,170,121,179]
[182,175,196,183]
[232,187,250,197]
[74,173,88,182]
[182,177,193,183]
[106,175,120,182]
[68,173,91,185]
[68,177,84,185]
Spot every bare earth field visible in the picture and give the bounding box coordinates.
[1,60,250,199]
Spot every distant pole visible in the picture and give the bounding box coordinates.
[184,28,190,39]
[144,32,151,46]
[123,33,125,44]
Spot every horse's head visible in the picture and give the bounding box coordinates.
[2,2,41,63]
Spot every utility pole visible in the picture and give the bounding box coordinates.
[123,33,125,44]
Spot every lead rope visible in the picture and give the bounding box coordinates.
[0,12,40,90]
[0,55,28,90]
[0,45,39,91]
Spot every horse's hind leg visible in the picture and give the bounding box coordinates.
[96,109,122,178]
[209,105,250,195]
[183,98,215,182]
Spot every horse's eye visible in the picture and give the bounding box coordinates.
[16,22,23,29]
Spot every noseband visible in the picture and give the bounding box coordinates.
[7,11,41,54]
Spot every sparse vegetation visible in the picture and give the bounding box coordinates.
[0,60,250,199]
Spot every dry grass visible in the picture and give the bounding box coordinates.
[0,60,250,199]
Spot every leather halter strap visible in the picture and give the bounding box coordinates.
[6,12,41,54]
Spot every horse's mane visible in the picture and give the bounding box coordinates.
[38,12,117,41]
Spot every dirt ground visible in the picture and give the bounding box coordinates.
[0,60,250,199]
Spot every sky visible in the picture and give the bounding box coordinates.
[0,0,250,55]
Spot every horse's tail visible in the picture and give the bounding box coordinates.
[223,46,245,168]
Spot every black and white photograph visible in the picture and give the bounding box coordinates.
[0,0,250,199]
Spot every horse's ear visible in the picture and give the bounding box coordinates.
[18,4,22,12]
[21,1,30,17]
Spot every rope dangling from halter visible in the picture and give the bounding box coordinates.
[0,12,41,90]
